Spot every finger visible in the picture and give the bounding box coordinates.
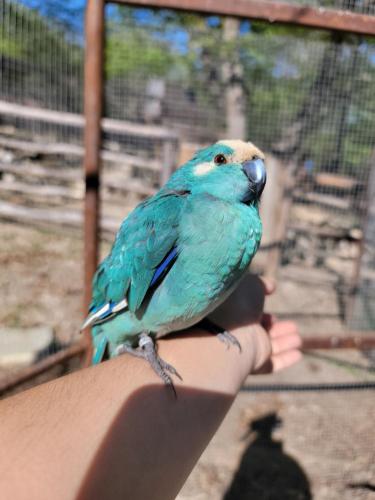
[271,349,302,372]
[271,332,302,355]
[269,321,298,339]
[260,276,276,296]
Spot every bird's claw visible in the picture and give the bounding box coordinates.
[199,318,242,352]
[217,330,242,352]
[158,358,183,381]
[116,334,181,394]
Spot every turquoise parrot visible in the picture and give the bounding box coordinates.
[82,140,266,386]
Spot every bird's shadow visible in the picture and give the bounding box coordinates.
[224,412,312,500]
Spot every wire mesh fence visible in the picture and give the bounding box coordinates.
[0,0,374,340]
[0,1,374,496]
[0,5,374,330]
[285,0,375,15]
[0,0,83,112]
[0,0,84,348]
[101,3,375,334]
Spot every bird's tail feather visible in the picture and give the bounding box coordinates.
[92,333,108,364]
[80,298,128,331]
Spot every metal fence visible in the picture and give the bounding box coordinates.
[0,1,375,496]
[0,0,374,344]
[287,0,375,15]
[0,0,83,115]
[98,2,375,336]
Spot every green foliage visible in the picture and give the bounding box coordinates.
[0,35,22,58]
[0,1,81,64]
[105,27,174,78]
[0,0,83,111]
[104,6,375,174]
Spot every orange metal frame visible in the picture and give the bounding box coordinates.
[83,0,375,351]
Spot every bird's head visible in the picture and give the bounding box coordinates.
[169,140,266,205]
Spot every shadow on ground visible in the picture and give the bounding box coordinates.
[224,413,311,500]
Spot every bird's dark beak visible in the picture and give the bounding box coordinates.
[242,158,266,199]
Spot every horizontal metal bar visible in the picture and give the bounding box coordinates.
[242,381,375,392]
[109,0,375,36]
[302,334,375,350]
[0,333,374,397]
[0,342,86,396]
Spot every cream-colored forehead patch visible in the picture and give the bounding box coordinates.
[217,139,265,163]
[194,161,215,176]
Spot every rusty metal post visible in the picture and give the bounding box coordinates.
[83,0,105,359]
[0,343,86,397]
[302,334,375,350]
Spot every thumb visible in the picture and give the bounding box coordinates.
[261,276,276,296]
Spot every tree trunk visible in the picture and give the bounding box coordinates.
[223,17,246,140]
[348,154,375,330]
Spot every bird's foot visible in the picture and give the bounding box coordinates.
[116,334,182,394]
[198,318,242,352]
[217,330,242,352]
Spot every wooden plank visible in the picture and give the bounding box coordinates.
[314,172,360,191]
[0,135,83,156]
[0,136,162,171]
[104,177,155,197]
[0,200,120,235]
[102,117,177,140]
[289,221,353,240]
[0,162,78,181]
[294,190,351,210]
[0,180,82,199]
[113,0,375,37]
[0,165,156,198]
[0,100,178,140]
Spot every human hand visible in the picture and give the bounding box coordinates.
[209,273,302,377]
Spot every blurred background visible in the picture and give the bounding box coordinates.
[0,0,374,498]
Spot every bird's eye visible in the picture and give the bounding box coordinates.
[214,154,227,165]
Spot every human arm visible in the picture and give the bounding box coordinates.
[0,275,301,500]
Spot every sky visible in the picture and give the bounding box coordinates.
[19,0,86,36]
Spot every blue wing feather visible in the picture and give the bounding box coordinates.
[150,246,178,287]
[86,189,188,327]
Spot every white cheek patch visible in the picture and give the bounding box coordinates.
[194,161,216,176]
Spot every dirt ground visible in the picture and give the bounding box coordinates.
[0,220,114,345]
[1,220,375,499]
[177,345,375,500]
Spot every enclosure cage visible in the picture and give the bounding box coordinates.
[0,0,375,498]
